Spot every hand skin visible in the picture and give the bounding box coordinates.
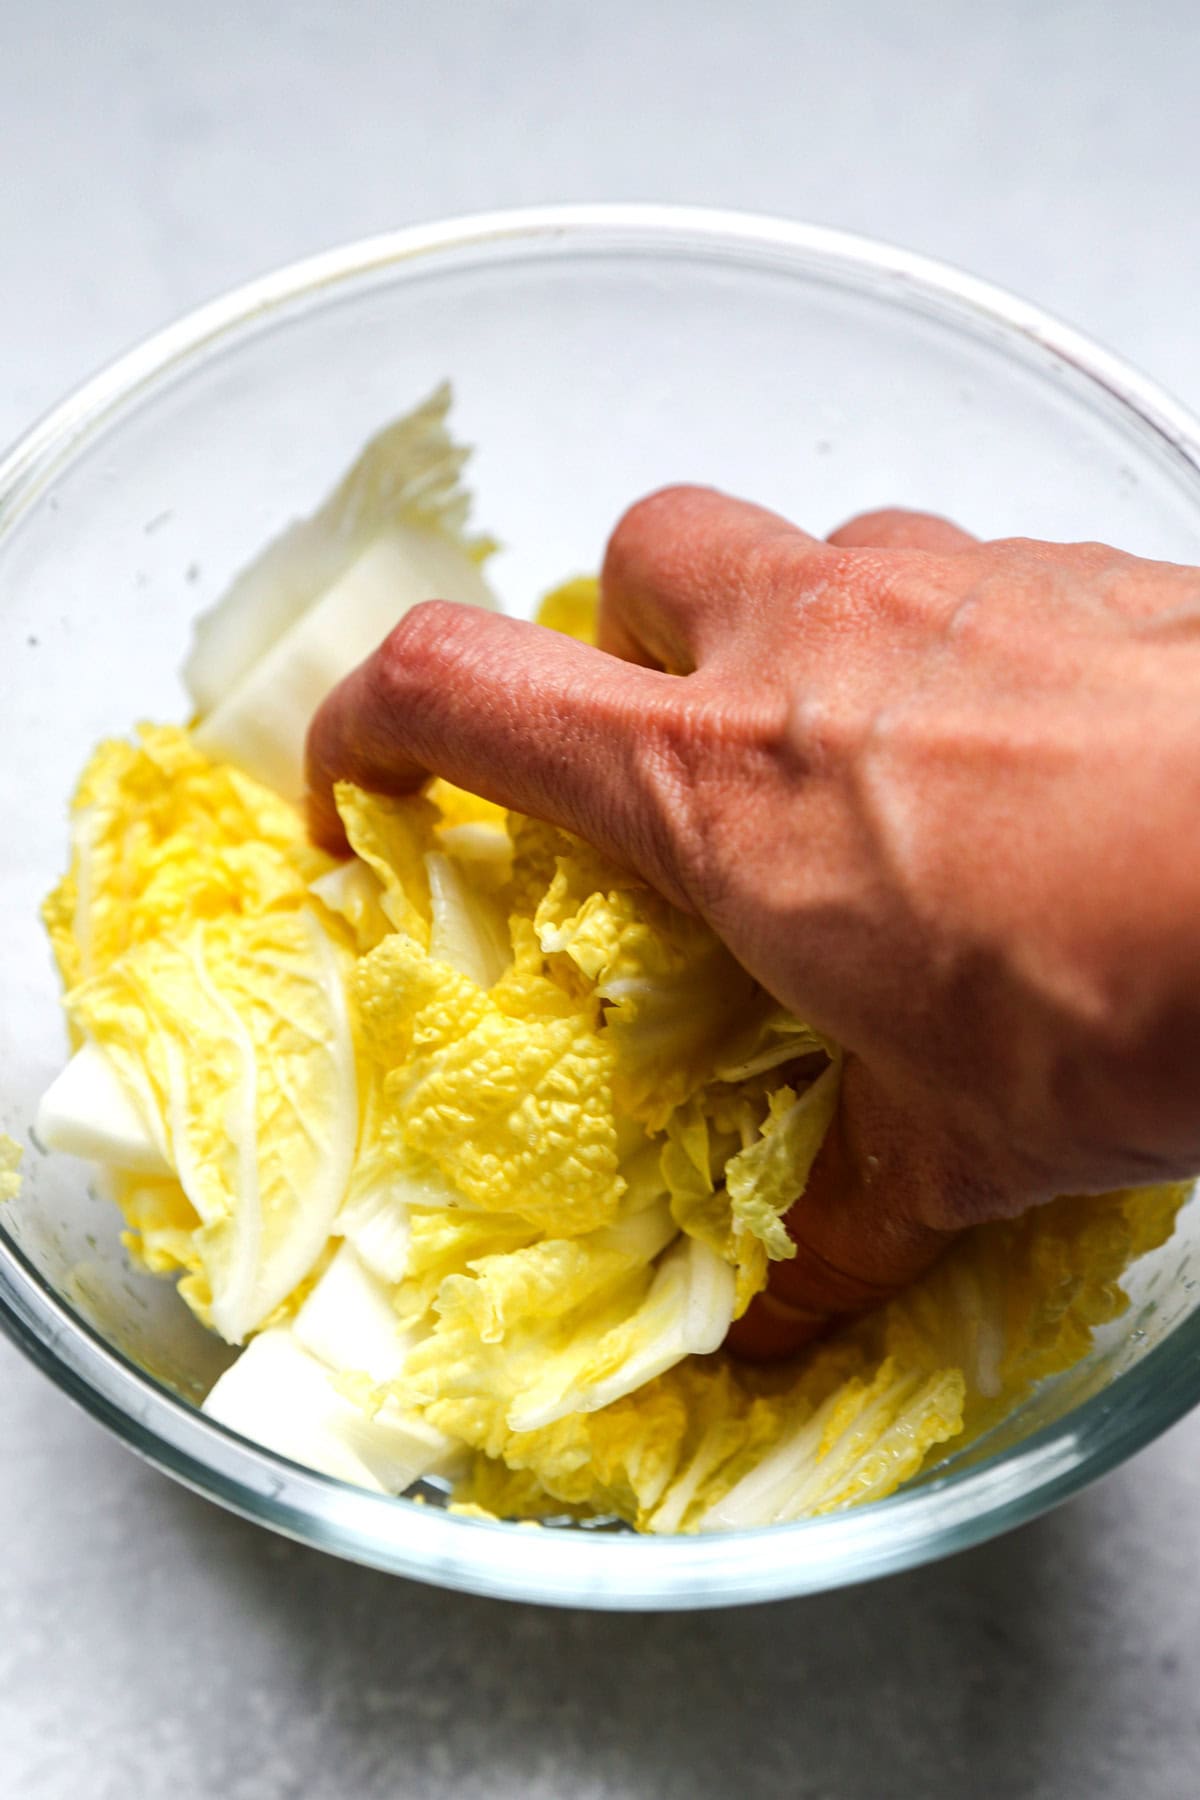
[306,490,1200,1359]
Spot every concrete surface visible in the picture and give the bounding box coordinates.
[3,2,1200,1795]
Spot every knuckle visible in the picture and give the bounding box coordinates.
[829,509,977,556]
[728,528,802,605]
[604,485,722,587]
[828,506,909,545]
[626,685,777,913]
[379,599,473,689]
[582,688,703,908]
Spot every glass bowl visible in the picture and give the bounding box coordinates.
[3,205,1200,1611]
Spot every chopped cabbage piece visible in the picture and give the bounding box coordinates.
[293,1242,419,1384]
[202,1326,458,1492]
[333,1166,414,1287]
[509,1234,735,1429]
[67,908,356,1343]
[37,1041,171,1175]
[334,785,436,946]
[425,851,510,987]
[534,859,772,1129]
[183,383,494,714]
[697,1359,966,1529]
[725,1063,842,1280]
[351,920,624,1236]
[309,858,393,954]
[42,725,326,992]
[194,528,496,800]
[186,385,498,799]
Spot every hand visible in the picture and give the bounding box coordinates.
[307,490,1200,1357]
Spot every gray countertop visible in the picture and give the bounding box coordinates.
[3,4,1199,1795]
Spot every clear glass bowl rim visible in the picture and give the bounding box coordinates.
[3,203,1200,1611]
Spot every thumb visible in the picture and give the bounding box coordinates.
[727,1057,959,1360]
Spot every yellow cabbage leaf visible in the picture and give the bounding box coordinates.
[43,724,327,993]
[333,782,436,945]
[352,925,624,1235]
[535,574,600,643]
[66,908,356,1343]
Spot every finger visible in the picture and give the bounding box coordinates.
[827,507,978,552]
[600,484,824,671]
[727,1058,955,1361]
[305,599,694,906]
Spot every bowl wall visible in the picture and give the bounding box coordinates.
[3,208,1200,1606]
